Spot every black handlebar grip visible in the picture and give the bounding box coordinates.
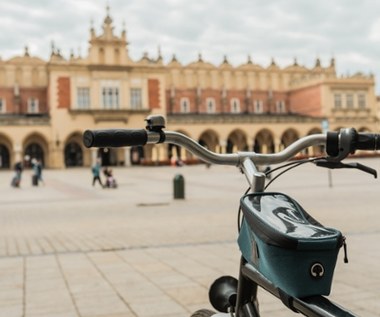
[355,133,380,151]
[83,129,148,148]
[326,131,339,157]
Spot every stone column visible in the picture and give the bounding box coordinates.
[274,139,282,153]
[91,148,98,166]
[124,147,131,166]
[219,141,227,154]
[13,143,22,164]
[162,144,169,162]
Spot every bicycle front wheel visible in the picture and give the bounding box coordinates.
[190,309,216,317]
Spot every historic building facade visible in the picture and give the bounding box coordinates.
[0,9,378,169]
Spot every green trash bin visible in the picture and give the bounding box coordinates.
[173,174,185,199]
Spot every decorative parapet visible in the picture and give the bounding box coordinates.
[167,113,323,125]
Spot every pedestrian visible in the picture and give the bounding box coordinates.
[36,158,44,185]
[11,161,23,187]
[103,167,117,188]
[31,158,38,186]
[31,158,44,186]
[92,158,103,187]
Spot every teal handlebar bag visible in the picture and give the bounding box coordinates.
[238,192,344,298]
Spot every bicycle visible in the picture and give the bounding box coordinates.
[83,115,379,317]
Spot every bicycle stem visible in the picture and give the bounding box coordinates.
[241,158,266,192]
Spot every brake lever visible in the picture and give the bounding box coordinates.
[315,159,377,178]
[346,162,377,178]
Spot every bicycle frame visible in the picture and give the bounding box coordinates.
[234,257,356,317]
[211,157,358,317]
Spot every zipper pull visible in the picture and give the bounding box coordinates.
[343,236,348,263]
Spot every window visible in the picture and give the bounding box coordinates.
[230,98,240,113]
[254,100,263,113]
[0,98,5,113]
[206,98,216,113]
[77,87,90,109]
[358,94,366,109]
[346,94,354,109]
[276,100,286,113]
[101,81,120,109]
[180,98,190,113]
[334,94,342,109]
[130,88,142,109]
[28,98,39,113]
[102,87,119,109]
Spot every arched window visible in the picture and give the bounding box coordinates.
[276,100,286,113]
[64,142,83,167]
[24,143,44,166]
[0,144,10,168]
[98,148,118,166]
[0,98,6,113]
[254,100,263,113]
[206,98,216,113]
[130,146,145,165]
[230,98,240,113]
[180,98,190,113]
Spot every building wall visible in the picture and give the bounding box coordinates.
[288,84,322,116]
[0,11,378,169]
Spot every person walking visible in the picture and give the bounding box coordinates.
[35,158,44,185]
[31,158,39,186]
[92,158,103,187]
[11,161,23,187]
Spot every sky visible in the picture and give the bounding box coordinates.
[1,0,380,93]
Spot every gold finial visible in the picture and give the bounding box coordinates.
[106,2,110,16]
[104,2,112,24]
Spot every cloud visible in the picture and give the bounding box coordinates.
[1,0,380,92]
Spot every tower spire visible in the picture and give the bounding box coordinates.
[106,2,110,17]
[104,3,113,25]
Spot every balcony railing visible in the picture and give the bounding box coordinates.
[167,112,324,124]
[68,108,150,123]
[0,113,50,126]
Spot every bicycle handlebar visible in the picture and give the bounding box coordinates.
[83,128,327,166]
[83,126,380,166]
[83,129,148,148]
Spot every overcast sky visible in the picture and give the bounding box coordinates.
[1,0,380,93]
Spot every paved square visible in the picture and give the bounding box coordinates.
[0,159,379,316]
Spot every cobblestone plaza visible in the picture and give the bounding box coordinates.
[0,161,379,316]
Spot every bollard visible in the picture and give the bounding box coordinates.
[173,174,185,199]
